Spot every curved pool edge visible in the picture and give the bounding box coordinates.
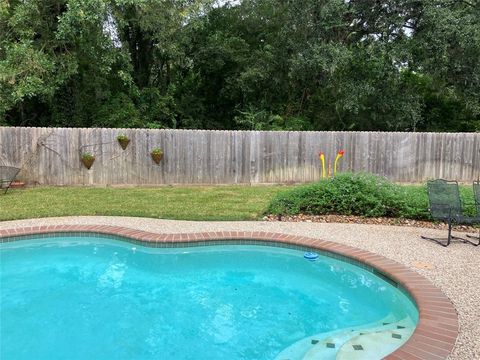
[0,225,458,360]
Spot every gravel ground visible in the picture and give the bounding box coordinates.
[263,214,478,232]
[1,216,479,360]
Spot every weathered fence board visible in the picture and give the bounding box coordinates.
[0,127,478,185]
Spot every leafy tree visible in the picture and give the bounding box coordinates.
[1,0,478,131]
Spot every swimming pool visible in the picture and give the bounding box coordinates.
[0,235,418,360]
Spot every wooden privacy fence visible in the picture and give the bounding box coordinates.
[0,127,478,185]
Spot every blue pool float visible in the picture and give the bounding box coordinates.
[304,252,319,261]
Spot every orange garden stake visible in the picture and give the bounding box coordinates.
[334,150,345,177]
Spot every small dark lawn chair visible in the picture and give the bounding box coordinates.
[421,179,479,247]
[467,180,480,242]
[0,166,21,194]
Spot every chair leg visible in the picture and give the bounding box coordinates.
[450,227,479,246]
[4,178,17,194]
[447,219,452,247]
[465,230,480,246]
[421,219,451,247]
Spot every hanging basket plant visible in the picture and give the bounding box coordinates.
[81,152,95,170]
[150,148,164,165]
[117,134,130,150]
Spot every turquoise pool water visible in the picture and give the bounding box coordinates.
[0,236,418,360]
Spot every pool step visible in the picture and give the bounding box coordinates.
[275,330,358,360]
[274,315,415,360]
[302,331,358,360]
[336,327,414,360]
[303,324,414,360]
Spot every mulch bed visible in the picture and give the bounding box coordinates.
[263,214,478,233]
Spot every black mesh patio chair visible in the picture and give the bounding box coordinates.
[0,166,21,194]
[421,179,479,247]
[466,180,480,242]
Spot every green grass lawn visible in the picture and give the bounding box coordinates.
[0,182,475,222]
[0,186,288,221]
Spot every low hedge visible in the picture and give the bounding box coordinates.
[266,173,475,220]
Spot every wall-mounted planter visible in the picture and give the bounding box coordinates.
[81,153,95,170]
[150,149,164,165]
[117,135,130,150]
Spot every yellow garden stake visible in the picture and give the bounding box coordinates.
[318,152,326,178]
[333,150,345,177]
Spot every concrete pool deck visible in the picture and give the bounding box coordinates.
[1,216,478,360]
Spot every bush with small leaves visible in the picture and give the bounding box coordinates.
[267,173,411,218]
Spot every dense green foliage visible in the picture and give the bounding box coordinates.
[1,0,479,131]
[267,173,476,220]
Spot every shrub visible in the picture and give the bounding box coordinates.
[267,173,476,220]
[266,173,410,218]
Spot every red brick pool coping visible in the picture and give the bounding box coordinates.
[0,225,458,360]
